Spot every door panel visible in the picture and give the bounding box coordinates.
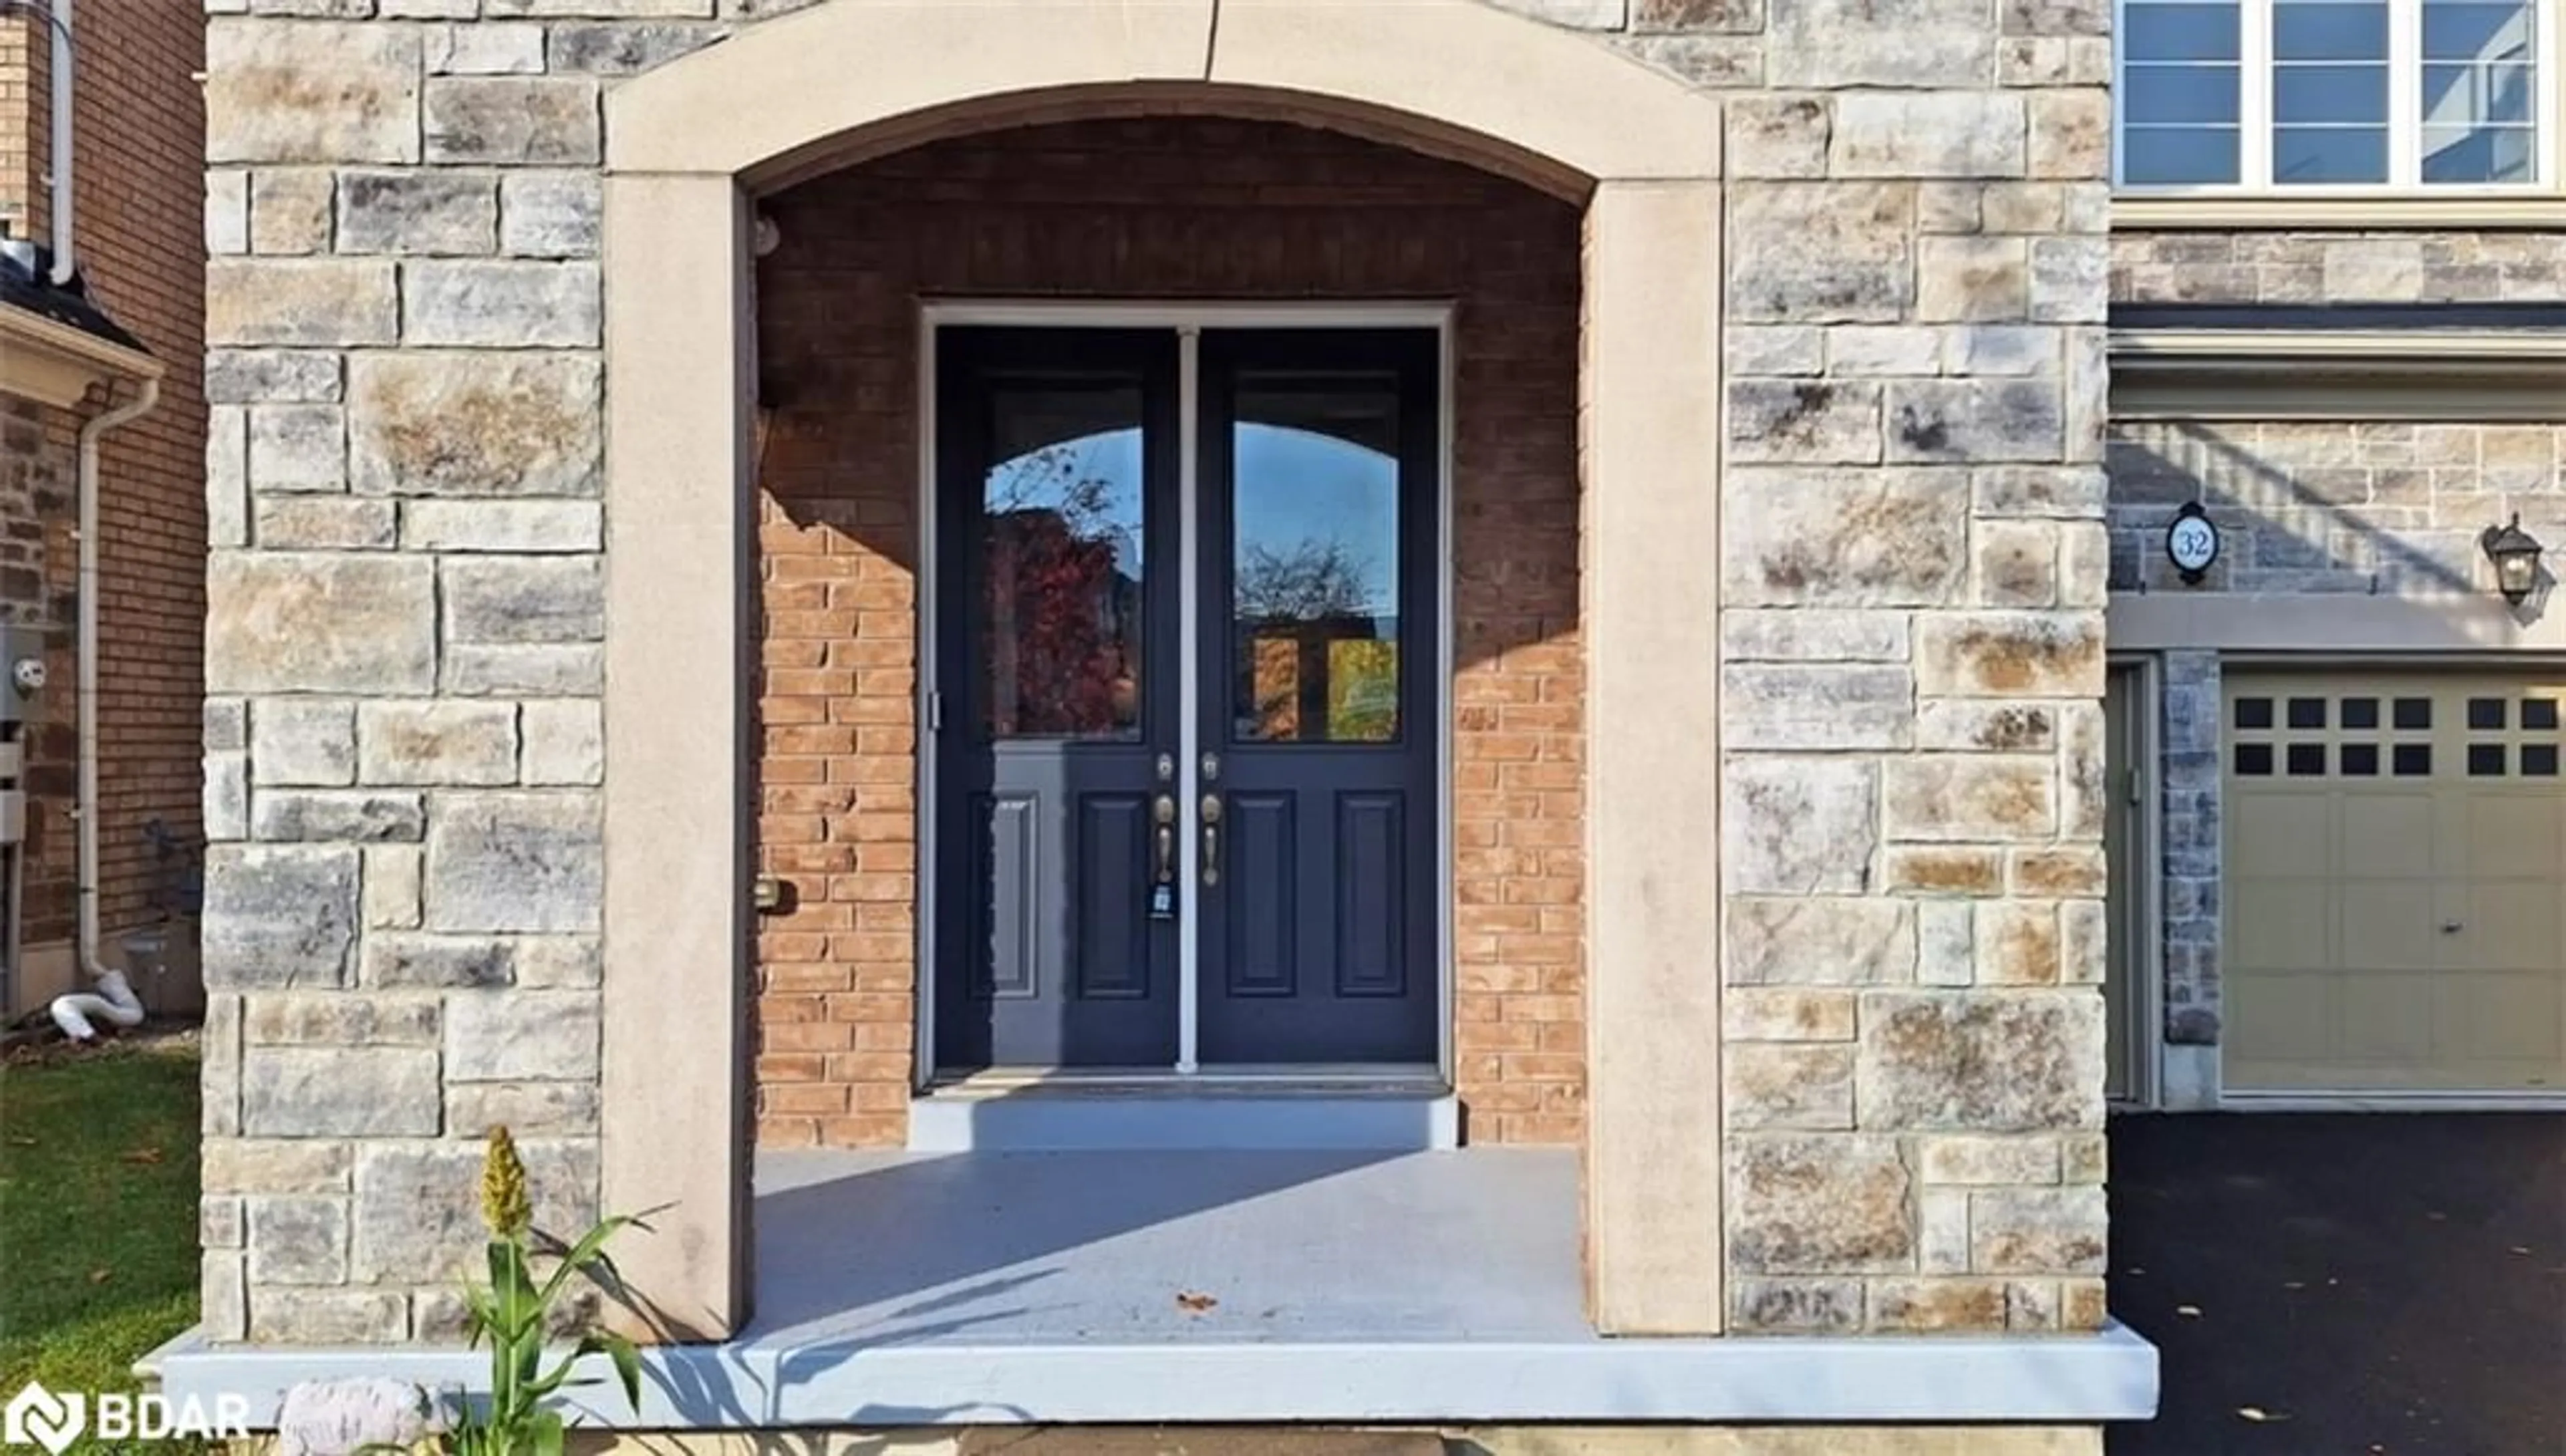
[1222,791,1300,998]
[1196,330,1440,1064]
[1334,794,1409,998]
[969,791,1039,1000]
[934,329,1181,1070]
[1074,792,1155,999]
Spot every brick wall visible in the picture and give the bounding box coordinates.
[1,0,206,1003]
[0,11,27,227]
[750,115,1586,1148]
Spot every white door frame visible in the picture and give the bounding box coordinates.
[913,299,1459,1086]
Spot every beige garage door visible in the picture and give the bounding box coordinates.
[2227,672,2566,1093]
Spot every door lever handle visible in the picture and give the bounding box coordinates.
[1152,795,1177,885]
[1200,792,1222,887]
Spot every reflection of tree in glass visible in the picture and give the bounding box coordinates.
[1236,537,1376,623]
[1235,538,1396,743]
[982,442,1141,737]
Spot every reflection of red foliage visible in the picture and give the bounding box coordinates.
[984,509,1135,735]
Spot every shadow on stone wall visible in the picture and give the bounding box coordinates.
[2104,420,2562,605]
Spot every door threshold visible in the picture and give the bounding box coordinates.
[930,1062,1445,1090]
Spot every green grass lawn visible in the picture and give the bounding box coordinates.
[0,1036,202,1450]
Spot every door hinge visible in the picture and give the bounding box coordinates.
[2124,766,2144,806]
[927,690,944,732]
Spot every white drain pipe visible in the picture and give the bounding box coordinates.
[49,968,140,1040]
[46,0,74,284]
[0,0,80,281]
[47,376,159,1040]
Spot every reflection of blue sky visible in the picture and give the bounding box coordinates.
[1236,423,1397,614]
[984,423,1398,612]
[987,428,1146,574]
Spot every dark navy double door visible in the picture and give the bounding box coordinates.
[932,327,1439,1072]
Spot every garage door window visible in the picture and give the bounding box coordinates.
[2231,690,2439,776]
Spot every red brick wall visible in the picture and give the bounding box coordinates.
[0,12,27,227]
[6,1,207,977]
[751,115,1584,1147]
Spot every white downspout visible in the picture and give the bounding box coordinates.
[46,0,73,284]
[47,376,158,1041]
[1,0,82,281]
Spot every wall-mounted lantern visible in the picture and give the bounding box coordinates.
[2480,515,2544,606]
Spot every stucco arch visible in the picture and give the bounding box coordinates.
[599,0,1724,1344]
[605,0,1721,194]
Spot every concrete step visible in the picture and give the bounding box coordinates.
[954,1429,1447,1456]
[906,1081,1460,1152]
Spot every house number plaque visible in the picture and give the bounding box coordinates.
[2165,501,2219,586]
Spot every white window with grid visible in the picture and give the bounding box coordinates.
[2115,0,2561,188]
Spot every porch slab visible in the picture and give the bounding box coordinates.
[153,1149,2157,1428]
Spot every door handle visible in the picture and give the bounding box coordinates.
[1153,795,1177,885]
[1200,792,1223,887]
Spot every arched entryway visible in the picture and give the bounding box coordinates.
[597,0,1724,1342]
[748,113,1584,1130]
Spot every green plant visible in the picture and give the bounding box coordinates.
[443,1127,649,1456]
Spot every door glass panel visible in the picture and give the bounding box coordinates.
[1229,374,1403,744]
[979,383,1146,739]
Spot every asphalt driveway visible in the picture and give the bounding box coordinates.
[2107,1113,2566,1456]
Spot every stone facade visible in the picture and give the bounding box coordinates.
[2110,216,2564,1084]
[2109,420,2566,597]
[2112,231,2566,305]
[2153,649,2218,1048]
[0,397,78,964]
[200,0,2110,1342]
[1711,0,2112,1331]
[2107,414,2566,1081]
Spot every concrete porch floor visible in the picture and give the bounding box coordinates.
[155,1149,2156,1429]
[750,1147,1581,1345]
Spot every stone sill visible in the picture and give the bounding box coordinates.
[2112,193,2566,231]
[146,1322,2159,1429]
